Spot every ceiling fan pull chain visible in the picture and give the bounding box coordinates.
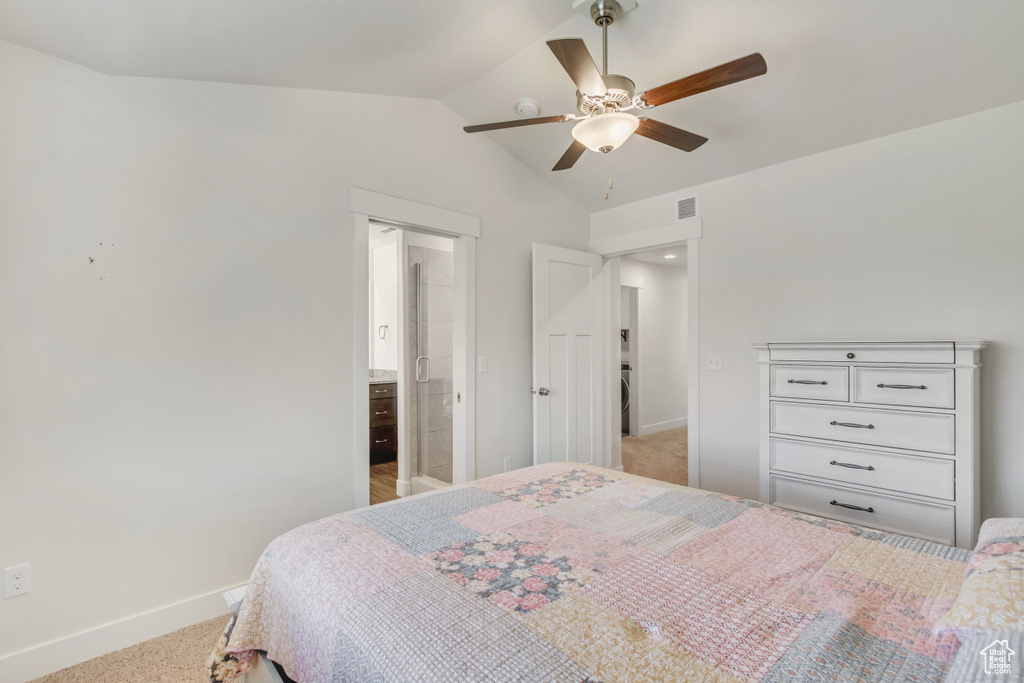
[605,157,614,200]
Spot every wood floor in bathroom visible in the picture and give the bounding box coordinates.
[369,460,401,505]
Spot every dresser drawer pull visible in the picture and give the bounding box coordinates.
[876,383,927,390]
[829,460,875,471]
[374,411,389,415]
[788,379,828,385]
[830,420,875,429]
[373,389,388,393]
[374,439,388,444]
[830,500,875,513]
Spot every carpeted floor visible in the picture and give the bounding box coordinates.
[621,426,688,486]
[29,614,232,683]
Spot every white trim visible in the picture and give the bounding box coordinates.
[0,585,241,683]
[453,234,477,483]
[395,230,411,496]
[352,211,371,509]
[639,417,688,435]
[411,475,451,495]
[589,217,701,257]
[349,188,480,238]
[604,258,622,470]
[349,189,478,509]
[687,240,700,489]
[627,286,640,440]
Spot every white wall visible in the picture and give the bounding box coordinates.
[591,99,1024,520]
[0,39,589,667]
[620,259,688,433]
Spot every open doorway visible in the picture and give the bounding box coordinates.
[618,245,689,486]
[368,223,456,505]
[349,187,479,511]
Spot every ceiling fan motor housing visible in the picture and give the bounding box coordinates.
[577,74,635,115]
[590,0,622,26]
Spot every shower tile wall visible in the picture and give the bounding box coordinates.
[408,246,454,483]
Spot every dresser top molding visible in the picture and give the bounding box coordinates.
[752,341,988,367]
[751,341,988,350]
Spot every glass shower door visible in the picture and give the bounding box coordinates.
[409,246,454,483]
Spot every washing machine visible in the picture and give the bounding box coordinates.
[621,363,631,435]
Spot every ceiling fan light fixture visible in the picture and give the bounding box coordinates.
[571,110,639,153]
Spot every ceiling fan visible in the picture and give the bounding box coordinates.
[463,0,767,171]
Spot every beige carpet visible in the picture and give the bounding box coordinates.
[29,614,232,683]
[621,426,688,486]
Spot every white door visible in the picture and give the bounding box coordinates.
[532,243,604,465]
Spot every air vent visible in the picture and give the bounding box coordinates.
[676,195,697,221]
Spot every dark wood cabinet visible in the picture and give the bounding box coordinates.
[369,397,396,428]
[369,382,397,465]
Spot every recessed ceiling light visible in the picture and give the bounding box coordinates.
[664,254,677,259]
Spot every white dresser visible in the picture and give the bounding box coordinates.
[753,341,986,549]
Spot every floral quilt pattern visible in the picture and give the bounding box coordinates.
[495,469,616,508]
[209,463,1009,683]
[429,532,600,613]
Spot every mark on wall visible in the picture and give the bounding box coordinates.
[89,242,116,280]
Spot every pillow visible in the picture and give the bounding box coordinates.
[934,518,1024,638]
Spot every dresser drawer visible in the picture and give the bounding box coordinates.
[770,402,955,454]
[853,367,954,409]
[369,397,397,428]
[768,342,954,364]
[770,475,955,545]
[770,365,849,401]
[770,438,954,500]
[369,382,397,399]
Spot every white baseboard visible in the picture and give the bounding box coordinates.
[612,465,624,472]
[410,476,451,495]
[639,417,688,436]
[0,583,244,683]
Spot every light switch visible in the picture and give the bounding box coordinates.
[478,355,488,373]
[706,355,723,371]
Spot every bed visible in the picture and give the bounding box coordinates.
[209,463,1023,682]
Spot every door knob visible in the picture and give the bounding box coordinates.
[537,387,550,396]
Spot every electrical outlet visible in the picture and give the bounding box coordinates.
[706,355,723,371]
[4,563,31,599]
[503,457,512,473]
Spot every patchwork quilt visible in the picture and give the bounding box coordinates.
[209,463,977,682]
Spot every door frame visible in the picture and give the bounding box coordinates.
[349,188,480,508]
[619,284,640,438]
[590,218,702,487]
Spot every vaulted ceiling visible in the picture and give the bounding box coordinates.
[3,0,1023,212]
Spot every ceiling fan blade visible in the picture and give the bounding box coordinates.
[547,38,608,96]
[463,115,570,133]
[639,53,767,107]
[636,118,708,152]
[552,140,587,171]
